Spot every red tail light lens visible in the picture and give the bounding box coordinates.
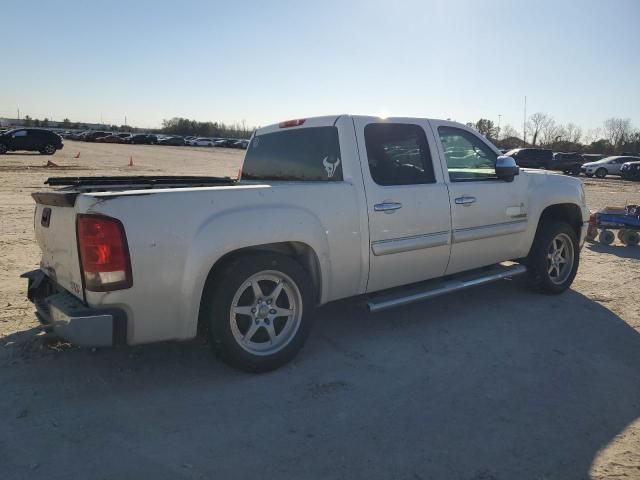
[77,214,132,291]
[278,118,306,128]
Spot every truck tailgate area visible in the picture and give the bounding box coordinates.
[33,199,84,300]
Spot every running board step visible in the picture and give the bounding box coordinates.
[367,263,527,313]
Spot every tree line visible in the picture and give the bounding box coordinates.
[16,116,254,139]
[160,117,253,139]
[467,115,639,155]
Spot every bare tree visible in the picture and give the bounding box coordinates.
[564,123,582,144]
[603,118,633,152]
[540,117,560,146]
[500,124,519,140]
[584,127,602,145]
[526,112,551,146]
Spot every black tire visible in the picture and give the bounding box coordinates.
[0,143,6,154]
[598,229,615,245]
[595,168,607,178]
[585,173,593,178]
[622,230,639,247]
[526,221,579,294]
[202,252,315,372]
[40,144,56,155]
[571,166,581,175]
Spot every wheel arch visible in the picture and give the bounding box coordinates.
[196,241,322,334]
[532,203,583,248]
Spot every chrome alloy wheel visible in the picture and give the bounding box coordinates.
[547,233,575,285]
[229,271,303,356]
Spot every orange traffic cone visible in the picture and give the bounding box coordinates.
[74,152,80,159]
[128,156,134,167]
[46,160,59,167]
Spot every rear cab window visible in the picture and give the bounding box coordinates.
[242,127,342,181]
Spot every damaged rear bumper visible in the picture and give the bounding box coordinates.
[21,269,127,347]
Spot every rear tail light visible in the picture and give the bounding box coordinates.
[77,214,132,291]
[279,118,306,128]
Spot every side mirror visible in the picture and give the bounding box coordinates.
[496,156,519,182]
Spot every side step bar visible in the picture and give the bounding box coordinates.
[367,263,527,313]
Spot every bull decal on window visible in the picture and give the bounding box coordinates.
[322,156,341,178]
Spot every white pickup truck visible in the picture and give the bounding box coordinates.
[23,115,589,371]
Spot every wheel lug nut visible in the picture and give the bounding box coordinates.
[270,309,276,315]
[255,319,259,325]
[267,299,272,305]
[251,308,256,313]
[264,319,270,325]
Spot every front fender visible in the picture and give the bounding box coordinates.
[524,170,588,246]
[179,205,331,339]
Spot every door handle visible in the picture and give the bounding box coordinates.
[455,196,476,206]
[374,202,403,212]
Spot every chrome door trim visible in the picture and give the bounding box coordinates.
[452,219,528,244]
[371,231,450,256]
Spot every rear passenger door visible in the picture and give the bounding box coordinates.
[353,118,452,293]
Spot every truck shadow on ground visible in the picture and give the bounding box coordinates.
[586,241,640,259]
[2,280,639,479]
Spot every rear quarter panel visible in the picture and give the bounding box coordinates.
[77,182,365,344]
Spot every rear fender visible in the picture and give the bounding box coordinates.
[179,205,330,339]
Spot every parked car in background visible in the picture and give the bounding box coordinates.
[129,134,158,145]
[581,156,640,178]
[620,161,640,181]
[214,138,237,147]
[0,128,63,155]
[505,148,553,169]
[189,137,215,147]
[232,140,250,149]
[582,154,605,163]
[84,131,111,142]
[158,136,186,146]
[97,135,126,144]
[551,152,584,175]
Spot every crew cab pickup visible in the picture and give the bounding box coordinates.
[23,115,589,371]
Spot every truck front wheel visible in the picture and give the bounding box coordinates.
[526,221,579,294]
[203,253,315,372]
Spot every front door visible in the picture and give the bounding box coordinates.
[429,121,530,274]
[354,118,452,293]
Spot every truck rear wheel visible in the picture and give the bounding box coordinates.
[526,221,579,294]
[202,252,315,372]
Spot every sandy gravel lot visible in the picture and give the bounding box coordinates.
[1,141,639,479]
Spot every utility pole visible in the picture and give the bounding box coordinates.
[17,107,20,121]
[497,114,502,139]
[125,115,127,126]
[523,96,527,147]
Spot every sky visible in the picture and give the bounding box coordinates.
[1,0,639,133]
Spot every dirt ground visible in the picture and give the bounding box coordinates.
[1,141,639,479]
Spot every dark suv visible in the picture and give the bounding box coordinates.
[506,148,553,169]
[0,128,64,155]
[506,148,582,174]
[551,152,585,175]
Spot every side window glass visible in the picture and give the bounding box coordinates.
[14,130,27,137]
[438,127,498,182]
[364,123,435,186]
